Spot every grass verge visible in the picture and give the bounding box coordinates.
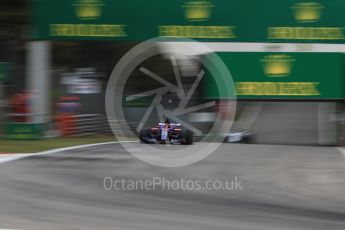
[0,135,118,153]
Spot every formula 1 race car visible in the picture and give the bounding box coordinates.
[140,119,193,145]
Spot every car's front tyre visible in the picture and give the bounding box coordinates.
[139,128,151,143]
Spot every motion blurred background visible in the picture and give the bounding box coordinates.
[0,1,345,230]
[1,0,345,149]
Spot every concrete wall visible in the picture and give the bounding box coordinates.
[245,102,337,146]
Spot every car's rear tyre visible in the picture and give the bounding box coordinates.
[181,130,193,145]
[140,128,151,143]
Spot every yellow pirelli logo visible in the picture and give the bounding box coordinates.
[159,26,236,39]
[50,24,127,37]
[235,82,320,96]
[268,27,345,40]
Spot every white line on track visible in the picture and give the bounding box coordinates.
[0,141,136,165]
[0,229,21,230]
[335,147,345,158]
[0,228,21,230]
[3,141,343,165]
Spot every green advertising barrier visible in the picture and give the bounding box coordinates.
[0,63,9,82]
[33,0,345,43]
[203,52,345,100]
[4,123,45,140]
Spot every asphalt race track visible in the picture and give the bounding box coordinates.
[0,143,345,230]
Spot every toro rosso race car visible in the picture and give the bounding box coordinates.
[140,119,193,145]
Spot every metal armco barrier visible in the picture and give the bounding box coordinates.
[57,114,105,137]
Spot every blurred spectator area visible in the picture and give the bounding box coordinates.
[0,0,29,41]
[0,0,29,96]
